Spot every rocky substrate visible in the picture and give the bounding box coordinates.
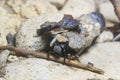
[0,0,120,80]
[1,42,120,80]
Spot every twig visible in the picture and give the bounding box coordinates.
[0,46,104,74]
[110,0,120,20]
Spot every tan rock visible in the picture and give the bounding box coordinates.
[0,7,7,15]
[60,0,95,18]
[95,30,114,43]
[7,55,19,63]
[6,0,58,18]
[0,7,23,45]
[0,0,6,7]
[20,2,38,18]
[0,78,5,80]
[56,34,68,42]
[46,0,67,9]
[0,50,10,77]
[50,30,68,35]
[16,13,64,51]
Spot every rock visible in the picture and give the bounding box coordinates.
[96,0,119,26]
[62,32,86,52]
[46,0,67,9]
[95,30,114,43]
[0,50,10,76]
[0,7,23,46]
[4,42,120,80]
[0,0,6,7]
[76,12,105,55]
[0,0,59,46]
[60,0,95,18]
[18,56,26,61]
[0,78,5,80]
[16,13,64,51]
[0,50,10,67]
[79,42,120,79]
[7,55,19,63]
[0,7,7,15]
[6,0,58,18]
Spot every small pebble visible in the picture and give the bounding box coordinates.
[95,30,114,43]
[18,56,26,60]
[0,50,10,76]
[0,78,5,80]
[0,50,10,66]
[7,55,19,63]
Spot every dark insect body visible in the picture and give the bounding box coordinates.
[59,15,80,33]
[37,14,80,61]
[37,14,81,36]
[52,42,78,61]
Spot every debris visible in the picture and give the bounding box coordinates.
[6,33,15,46]
[0,45,104,74]
[37,12,105,58]
[113,33,120,41]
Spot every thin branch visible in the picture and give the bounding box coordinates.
[0,46,104,74]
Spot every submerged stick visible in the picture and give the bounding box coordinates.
[0,46,104,74]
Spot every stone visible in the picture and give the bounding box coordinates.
[0,78,5,80]
[16,13,64,51]
[46,0,67,9]
[0,50,10,65]
[96,0,119,26]
[62,32,86,52]
[79,42,120,79]
[7,55,19,63]
[95,30,114,43]
[60,0,95,18]
[0,0,6,7]
[0,50,10,67]
[0,50,10,76]
[0,7,23,46]
[4,42,120,80]
[0,7,7,15]
[6,0,58,18]
[76,12,105,55]
[0,0,60,46]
